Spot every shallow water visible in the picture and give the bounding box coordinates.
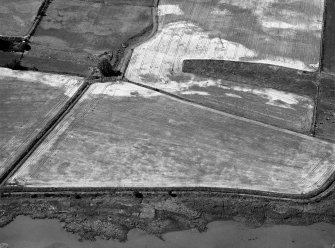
[1,216,335,248]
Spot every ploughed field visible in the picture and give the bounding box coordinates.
[0,0,335,196]
[7,81,335,195]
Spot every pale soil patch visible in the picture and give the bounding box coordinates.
[158,4,184,16]
[86,82,162,98]
[0,68,83,97]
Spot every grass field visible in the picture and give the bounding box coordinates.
[0,0,43,36]
[20,0,154,75]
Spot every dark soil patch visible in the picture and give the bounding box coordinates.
[0,37,30,53]
[0,52,22,68]
[182,60,317,98]
[4,59,30,71]
[315,75,335,142]
[322,0,335,73]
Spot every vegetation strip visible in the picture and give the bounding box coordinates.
[24,0,52,39]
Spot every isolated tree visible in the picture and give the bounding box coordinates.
[97,58,121,77]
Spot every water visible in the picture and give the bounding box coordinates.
[1,216,335,248]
